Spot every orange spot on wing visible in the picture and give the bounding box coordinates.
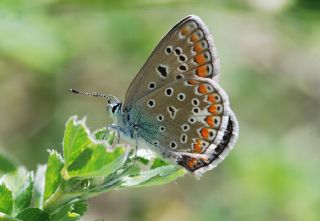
[201,128,209,139]
[194,54,206,65]
[205,116,214,128]
[208,105,216,114]
[196,65,208,77]
[193,42,203,53]
[187,158,198,169]
[207,94,216,103]
[190,34,199,43]
[198,84,208,94]
[193,139,203,153]
[181,27,190,36]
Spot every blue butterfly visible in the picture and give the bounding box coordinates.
[71,15,239,176]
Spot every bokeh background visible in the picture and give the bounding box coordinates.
[1,0,320,220]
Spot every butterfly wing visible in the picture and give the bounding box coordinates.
[122,15,220,109]
[121,15,238,175]
[133,77,238,175]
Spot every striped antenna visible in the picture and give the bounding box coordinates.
[69,89,112,99]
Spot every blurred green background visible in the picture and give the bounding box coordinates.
[0,0,320,220]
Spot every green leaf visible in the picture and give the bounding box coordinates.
[33,165,46,208]
[28,116,187,216]
[63,117,92,165]
[63,144,128,179]
[1,168,34,215]
[118,165,186,188]
[150,158,168,169]
[61,117,129,179]
[67,148,93,171]
[136,166,186,188]
[50,200,87,221]
[0,184,13,215]
[133,156,149,165]
[44,150,64,202]
[0,153,16,174]
[93,128,115,145]
[16,208,49,221]
[13,179,33,216]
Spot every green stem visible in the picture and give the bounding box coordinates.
[42,186,81,213]
[0,212,21,221]
[43,170,123,213]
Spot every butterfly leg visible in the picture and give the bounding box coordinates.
[105,124,120,144]
[131,124,140,165]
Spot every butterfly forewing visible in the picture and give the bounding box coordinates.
[123,15,220,109]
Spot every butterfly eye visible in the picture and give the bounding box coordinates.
[107,99,112,105]
[112,105,117,113]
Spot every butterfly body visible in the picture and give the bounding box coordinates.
[81,15,239,175]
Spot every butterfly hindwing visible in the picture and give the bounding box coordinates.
[176,110,238,174]
[133,77,237,173]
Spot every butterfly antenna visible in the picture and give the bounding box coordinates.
[69,88,112,99]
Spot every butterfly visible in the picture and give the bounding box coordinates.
[71,15,239,176]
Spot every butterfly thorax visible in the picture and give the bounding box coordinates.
[111,102,163,147]
[109,102,139,139]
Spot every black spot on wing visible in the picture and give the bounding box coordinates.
[157,65,168,77]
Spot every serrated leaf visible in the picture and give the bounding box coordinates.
[61,117,129,179]
[16,208,49,221]
[63,145,128,179]
[67,148,93,171]
[93,128,115,145]
[44,150,64,201]
[33,165,46,208]
[0,184,13,215]
[63,116,92,165]
[118,165,186,188]
[1,168,34,215]
[50,200,87,221]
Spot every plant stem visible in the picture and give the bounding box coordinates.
[0,212,21,221]
[42,186,81,213]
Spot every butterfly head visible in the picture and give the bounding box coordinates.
[106,96,121,116]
